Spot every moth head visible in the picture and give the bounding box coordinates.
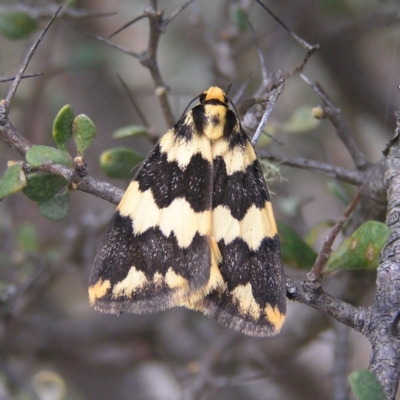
[200,86,228,104]
[178,86,240,126]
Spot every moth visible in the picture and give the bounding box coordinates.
[89,86,286,337]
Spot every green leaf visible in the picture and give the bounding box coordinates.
[349,370,386,400]
[38,192,70,221]
[282,106,320,134]
[72,114,97,155]
[26,145,73,168]
[0,12,38,40]
[0,163,27,199]
[52,105,75,152]
[326,221,390,273]
[65,0,79,8]
[16,223,39,252]
[23,173,68,201]
[112,125,149,139]
[100,147,143,179]
[278,222,318,270]
[231,7,248,32]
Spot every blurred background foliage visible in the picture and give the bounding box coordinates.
[0,0,399,399]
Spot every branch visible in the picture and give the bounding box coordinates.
[251,82,284,145]
[286,277,368,332]
[0,73,43,83]
[367,117,400,399]
[311,183,366,279]
[0,4,117,19]
[332,322,351,400]
[0,14,124,207]
[0,120,32,156]
[93,1,189,127]
[300,74,369,170]
[259,150,365,185]
[143,3,174,126]
[4,7,61,115]
[40,163,123,205]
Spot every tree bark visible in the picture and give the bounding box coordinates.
[368,125,400,399]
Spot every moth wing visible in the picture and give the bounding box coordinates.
[190,133,286,337]
[89,126,217,314]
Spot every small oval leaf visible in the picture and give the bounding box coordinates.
[231,7,248,32]
[52,105,75,152]
[0,163,27,199]
[278,222,318,270]
[38,192,70,221]
[0,12,38,40]
[349,370,386,400]
[112,125,149,139]
[26,145,73,168]
[72,114,97,155]
[23,173,68,201]
[100,147,143,179]
[326,221,390,273]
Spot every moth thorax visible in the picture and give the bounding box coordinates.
[203,104,226,140]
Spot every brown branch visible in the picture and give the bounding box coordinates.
[92,0,182,127]
[310,183,367,279]
[367,121,400,399]
[108,14,148,39]
[285,277,368,332]
[0,120,124,205]
[116,75,151,130]
[162,0,196,27]
[251,82,284,145]
[331,322,351,400]
[4,7,61,115]
[300,74,369,170]
[39,163,123,205]
[0,4,117,19]
[0,120,32,156]
[0,73,43,83]
[259,150,365,185]
[0,15,124,207]
[0,121,124,205]
[84,32,140,58]
[143,2,175,126]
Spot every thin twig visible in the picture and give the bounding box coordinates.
[251,82,284,145]
[300,74,369,170]
[4,7,62,115]
[231,75,251,104]
[162,0,196,27]
[108,14,147,39]
[0,4,117,19]
[245,14,268,86]
[255,0,315,51]
[117,75,151,129]
[84,32,140,58]
[259,151,365,185]
[310,182,368,280]
[0,73,43,83]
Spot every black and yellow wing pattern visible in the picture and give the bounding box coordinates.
[89,86,286,337]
